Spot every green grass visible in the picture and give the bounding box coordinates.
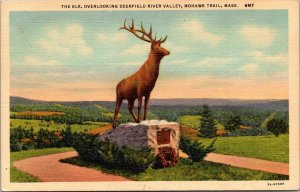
[199,134,289,163]
[61,157,288,181]
[177,115,224,130]
[10,119,108,133]
[11,147,73,182]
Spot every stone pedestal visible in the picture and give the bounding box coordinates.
[97,120,180,157]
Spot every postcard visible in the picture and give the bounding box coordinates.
[1,0,299,191]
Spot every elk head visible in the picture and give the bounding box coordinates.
[120,19,170,57]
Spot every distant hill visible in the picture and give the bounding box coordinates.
[10,96,288,110]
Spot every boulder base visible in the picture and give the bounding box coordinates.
[97,120,180,156]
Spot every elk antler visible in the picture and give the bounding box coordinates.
[119,19,168,43]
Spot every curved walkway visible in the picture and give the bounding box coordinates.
[179,150,288,175]
[13,151,131,182]
[205,153,288,175]
[14,151,289,182]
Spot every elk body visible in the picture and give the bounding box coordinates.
[112,20,170,128]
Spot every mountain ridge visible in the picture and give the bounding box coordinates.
[10,96,288,109]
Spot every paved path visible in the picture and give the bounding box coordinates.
[14,151,288,182]
[205,153,289,175]
[13,151,131,182]
[179,150,288,175]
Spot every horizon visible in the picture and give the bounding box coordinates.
[10,10,288,101]
[11,95,288,103]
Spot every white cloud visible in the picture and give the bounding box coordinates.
[152,75,288,100]
[123,43,149,55]
[37,24,93,57]
[196,57,234,67]
[97,33,128,43]
[164,41,189,54]
[240,25,276,48]
[239,63,259,72]
[247,51,288,65]
[24,55,61,67]
[179,20,223,47]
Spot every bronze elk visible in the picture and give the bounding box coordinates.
[112,19,170,128]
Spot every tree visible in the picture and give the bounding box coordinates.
[61,124,73,147]
[199,105,217,138]
[267,118,288,137]
[225,115,241,132]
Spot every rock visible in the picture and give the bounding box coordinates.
[97,120,180,156]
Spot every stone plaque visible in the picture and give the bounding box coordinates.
[157,130,170,145]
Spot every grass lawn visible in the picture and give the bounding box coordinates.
[177,115,224,130]
[181,125,289,163]
[11,147,73,182]
[61,157,288,181]
[10,119,108,133]
[200,134,289,163]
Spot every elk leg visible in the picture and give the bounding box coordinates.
[143,95,150,120]
[113,97,123,128]
[128,100,137,122]
[137,96,143,123]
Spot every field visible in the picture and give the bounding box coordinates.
[177,115,225,130]
[180,126,288,162]
[62,157,288,181]
[201,134,289,163]
[12,111,65,116]
[10,119,108,133]
[11,148,73,182]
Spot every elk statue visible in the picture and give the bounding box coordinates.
[112,19,170,128]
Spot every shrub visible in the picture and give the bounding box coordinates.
[267,118,288,137]
[73,133,119,166]
[225,127,271,137]
[180,136,216,162]
[117,145,155,173]
[97,140,119,167]
[73,135,155,172]
[10,136,22,152]
[73,133,103,162]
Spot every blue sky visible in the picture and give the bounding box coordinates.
[10,10,288,101]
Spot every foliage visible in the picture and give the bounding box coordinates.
[36,128,61,148]
[97,140,119,167]
[10,126,35,152]
[224,115,241,132]
[260,112,277,128]
[72,133,103,162]
[117,145,155,173]
[10,126,80,151]
[199,105,217,138]
[73,134,155,172]
[267,118,288,137]
[179,136,216,162]
[62,156,288,181]
[60,125,74,147]
[225,127,271,137]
